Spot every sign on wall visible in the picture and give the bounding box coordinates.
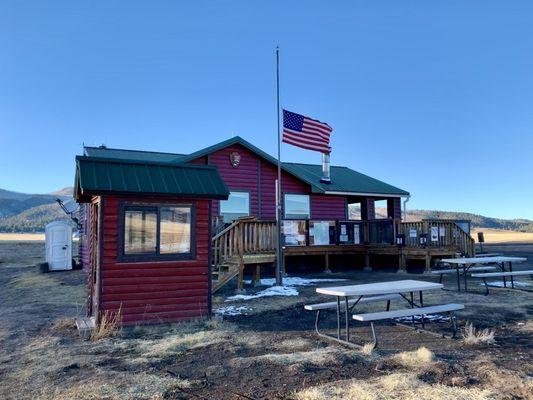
[430,226,439,242]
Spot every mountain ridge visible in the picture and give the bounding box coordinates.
[0,187,532,233]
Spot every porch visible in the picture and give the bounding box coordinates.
[211,218,475,292]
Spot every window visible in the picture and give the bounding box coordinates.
[284,194,310,219]
[220,191,249,222]
[347,202,361,220]
[374,199,388,219]
[122,204,193,260]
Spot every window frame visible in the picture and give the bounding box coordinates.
[118,202,196,263]
[283,193,311,220]
[219,190,251,222]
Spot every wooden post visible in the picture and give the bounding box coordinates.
[324,253,331,274]
[252,264,261,286]
[425,252,431,272]
[281,252,286,274]
[365,253,371,271]
[237,225,245,292]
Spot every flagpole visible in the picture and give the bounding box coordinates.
[275,46,283,286]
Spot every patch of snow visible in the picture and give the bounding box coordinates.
[225,285,299,302]
[480,280,531,288]
[214,305,251,316]
[243,276,347,287]
[394,314,450,323]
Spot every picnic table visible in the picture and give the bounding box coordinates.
[439,256,527,291]
[312,279,452,347]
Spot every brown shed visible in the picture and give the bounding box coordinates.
[74,156,229,326]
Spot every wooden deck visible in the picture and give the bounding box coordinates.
[211,218,474,292]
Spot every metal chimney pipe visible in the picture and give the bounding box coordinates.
[321,153,331,183]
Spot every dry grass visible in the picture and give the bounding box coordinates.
[232,347,347,367]
[9,273,57,289]
[517,320,533,333]
[294,372,493,400]
[0,233,45,241]
[471,228,533,244]
[51,372,195,400]
[361,342,376,356]
[141,330,227,357]
[393,346,434,368]
[90,308,122,341]
[462,323,495,346]
[472,357,533,400]
[50,317,76,334]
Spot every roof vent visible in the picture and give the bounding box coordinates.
[98,144,107,149]
[320,153,331,183]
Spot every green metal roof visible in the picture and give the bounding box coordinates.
[176,136,409,196]
[75,156,229,202]
[282,162,410,197]
[84,146,185,163]
[82,136,409,197]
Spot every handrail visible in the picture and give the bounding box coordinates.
[397,221,475,256]
[212,219,240,241]
[211,219,277,278]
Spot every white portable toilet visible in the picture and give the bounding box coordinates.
[45,221,72,271]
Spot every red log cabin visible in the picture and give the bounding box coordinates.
[75,136,475,325]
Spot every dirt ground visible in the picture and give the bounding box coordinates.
[0,241,531,399]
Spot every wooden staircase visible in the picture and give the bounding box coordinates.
[211,217,277,293]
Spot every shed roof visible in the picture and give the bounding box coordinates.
[74,156,229,202]
[83,136,409,197]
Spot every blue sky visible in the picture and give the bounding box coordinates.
[1,1,532,219]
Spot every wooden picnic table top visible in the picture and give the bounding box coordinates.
[316,279,443,297]
[440,256,527,265]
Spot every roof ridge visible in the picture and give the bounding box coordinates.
[84,146,185,157]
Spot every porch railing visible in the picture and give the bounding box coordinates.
[211,218,277,271]
[212,218,475,261]
[397,221,475,256]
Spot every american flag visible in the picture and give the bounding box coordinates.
[282,109,332,153]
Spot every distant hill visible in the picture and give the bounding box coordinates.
[1,187,532,234]
[0,187,75,232]
[405,209,533,233]
[354,206,533,233]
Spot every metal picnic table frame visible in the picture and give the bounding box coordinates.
[314,280,445,348]
[439,256,527,292]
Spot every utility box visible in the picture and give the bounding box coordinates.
[45,221,72,271]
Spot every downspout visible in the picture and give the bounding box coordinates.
[402,195,411,222]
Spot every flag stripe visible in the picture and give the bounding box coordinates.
[302,123,331,136]
[282,136,331,153]
[283,130,330,148]
[303,118,332,132]
[283,130,331,149]
[283,127,329,144]
[301,124,330,140]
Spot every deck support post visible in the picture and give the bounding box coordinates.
[252,264,261,286]
[425,253,431,272]
[399,251,406,271]
[324,253,332,274]
[364,253,371,271]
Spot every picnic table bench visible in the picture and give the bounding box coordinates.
[431,265,497,284]
[306,280,463,348]
[439,256,527,291]
[472,270,533,295]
